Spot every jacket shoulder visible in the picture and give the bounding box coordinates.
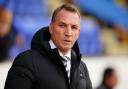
[13,50,34,65]
[5,50,39,89]
[12,49,41,71]
[79,61,88,72]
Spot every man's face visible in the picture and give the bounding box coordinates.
[49,9,80,54]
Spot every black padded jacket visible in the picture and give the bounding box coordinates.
[4,27,92,89]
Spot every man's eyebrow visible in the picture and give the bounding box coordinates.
[59,21,79,26]
[58,21,67,26]
[71,23,80,27]
[59,21,66,24]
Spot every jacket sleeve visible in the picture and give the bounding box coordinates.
[4,51,35,89]
[81,61,93,89]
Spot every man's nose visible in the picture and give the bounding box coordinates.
[65,26,72,36]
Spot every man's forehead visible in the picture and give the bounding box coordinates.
[56,10,80,19]
[55,10,80,24]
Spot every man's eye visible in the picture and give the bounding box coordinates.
[72,26,78,30]
[59,24,65,28]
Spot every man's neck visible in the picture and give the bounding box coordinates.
[49,39,71,58]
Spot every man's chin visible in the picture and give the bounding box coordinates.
[61,47,72,52]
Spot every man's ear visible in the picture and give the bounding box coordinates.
[76,29,80,39]
[49,23,53,34]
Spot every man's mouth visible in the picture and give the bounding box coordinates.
[63,40,72,44]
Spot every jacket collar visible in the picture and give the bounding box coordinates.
[49,39,71,59]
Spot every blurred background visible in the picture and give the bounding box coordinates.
[0,0,128,89]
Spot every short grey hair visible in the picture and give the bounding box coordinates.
[51,4,81,22]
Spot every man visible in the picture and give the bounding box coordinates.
[4,4,92,89]
[0,7,12,61]
[96,68,118,89]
